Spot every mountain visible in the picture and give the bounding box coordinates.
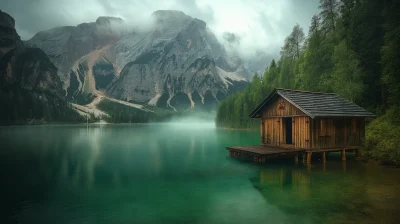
[27,10,249,111]
[0,10,81,125]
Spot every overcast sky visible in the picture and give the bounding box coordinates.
[0,0,319,59]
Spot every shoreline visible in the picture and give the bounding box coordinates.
[0,120,217,127]
[2,122,397,167]
[215,126,258,131]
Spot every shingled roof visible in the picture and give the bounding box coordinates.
[249,88,375,118]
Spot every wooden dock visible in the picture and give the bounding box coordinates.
[226,145,362,164]
[226,145,305,163]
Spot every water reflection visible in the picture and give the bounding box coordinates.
[2,125,400,224]
[259,167,310,200]
[1,124,233,190]
[253,164,400,224]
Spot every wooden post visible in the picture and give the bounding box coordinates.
[307,152,312,164]
[341,149,346,161]
[302,153,307,164]
[294,154,299,164]
[322,152,326,163]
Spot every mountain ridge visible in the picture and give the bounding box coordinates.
[27,10,249,111]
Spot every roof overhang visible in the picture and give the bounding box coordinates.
[249,89,314,118]
[249,88,376,119]
[248,89,278,118]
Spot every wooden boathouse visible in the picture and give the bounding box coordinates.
[226,88,375,164]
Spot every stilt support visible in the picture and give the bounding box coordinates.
[341,149,346,161]
[307,163,312,172]
[294,154,299,164]
[302,153,306,164]
[322,152,326,163]
[307,152,312,164]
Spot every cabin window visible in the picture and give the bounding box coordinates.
[351,119,357,134]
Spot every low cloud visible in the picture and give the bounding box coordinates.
[0,0,319,59]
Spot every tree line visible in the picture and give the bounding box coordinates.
[216,0,400,165]
[0,85,85,125]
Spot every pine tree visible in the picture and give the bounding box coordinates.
[331,40,363,102]
[381,0,400,112]
[319,0,340,32]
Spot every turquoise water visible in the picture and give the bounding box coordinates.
[1,123,400,223]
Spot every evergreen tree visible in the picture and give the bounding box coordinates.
[281,24,305,60]
[331,40,363,102]
[381,0,400,112]
[319,0,340,32]
[215,0,400,137]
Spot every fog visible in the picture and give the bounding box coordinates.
[0,0,319,60]
[162,115,216,129]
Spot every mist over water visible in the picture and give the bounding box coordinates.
[1,124,400,223]
[160,113,216,129]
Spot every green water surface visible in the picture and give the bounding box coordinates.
[1,123,399,224]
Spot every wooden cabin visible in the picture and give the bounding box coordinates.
[249,88,375,149]
[227,88,375,164]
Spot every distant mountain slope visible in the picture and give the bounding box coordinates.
[27,10,249,111]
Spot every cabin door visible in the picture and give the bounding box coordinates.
[284,117,293,144]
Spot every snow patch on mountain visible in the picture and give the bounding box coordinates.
[216,66,247,87]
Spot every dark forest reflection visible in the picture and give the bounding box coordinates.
[253,164,400,224]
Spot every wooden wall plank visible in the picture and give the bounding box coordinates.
[297,117,300,148]
[292,118,295,146]
[310,117,365,149]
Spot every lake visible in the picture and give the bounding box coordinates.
[1,123,400,224]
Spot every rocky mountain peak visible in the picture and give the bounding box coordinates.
[151,10,190,20]
[95,16,124,26]
[0,10,23,57]
[0,10,66,104]
[151,10,193,30]
[0,10,15,29]
[26,10,249,111]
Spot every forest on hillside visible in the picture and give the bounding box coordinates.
[216,0,400,165]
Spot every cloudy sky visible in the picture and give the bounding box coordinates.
[0,0,319,59]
